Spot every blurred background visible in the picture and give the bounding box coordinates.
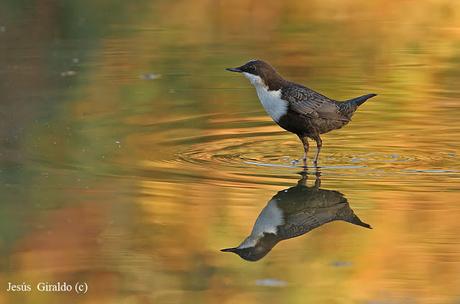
[0,0,459,303]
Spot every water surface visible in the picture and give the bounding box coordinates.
[1,1,460,303]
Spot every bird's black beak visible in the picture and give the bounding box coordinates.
[221,247,238,253]
[226,67,242,73]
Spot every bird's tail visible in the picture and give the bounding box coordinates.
[348,214,372,229]
[344,93,377,108]
[339,93,377,117]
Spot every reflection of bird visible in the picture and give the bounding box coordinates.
[221,172,371,261]
[226,60,377,167]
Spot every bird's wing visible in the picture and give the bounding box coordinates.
[281,85,341,120]
[277,208,336,239]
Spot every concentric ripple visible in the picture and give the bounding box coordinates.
[131,112,459,186]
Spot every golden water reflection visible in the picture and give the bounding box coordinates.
[1,0,460,303]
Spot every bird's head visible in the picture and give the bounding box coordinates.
[226,59,284,89]
[220,233,278,262]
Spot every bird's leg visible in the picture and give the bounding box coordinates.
[297,170,308,186]
[298,135,309,168]
[313,136,322,167]
[314,170,321,189]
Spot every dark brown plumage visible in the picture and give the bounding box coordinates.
[221,172,371,261]
[227,60,377,167]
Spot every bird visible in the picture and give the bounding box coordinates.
[226,59,377,167]
[221,171,371,261]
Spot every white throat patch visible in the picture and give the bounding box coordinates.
[237,199,284,249]
[243,72,288,122]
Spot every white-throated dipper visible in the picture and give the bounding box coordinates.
[221,171,371,261]
[226,60,377,167]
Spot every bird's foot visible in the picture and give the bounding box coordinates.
[303,158,308,169]
[313,156,320,168]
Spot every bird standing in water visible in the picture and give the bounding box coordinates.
[226,60,377,167]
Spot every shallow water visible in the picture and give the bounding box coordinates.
[1,1,460,303]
